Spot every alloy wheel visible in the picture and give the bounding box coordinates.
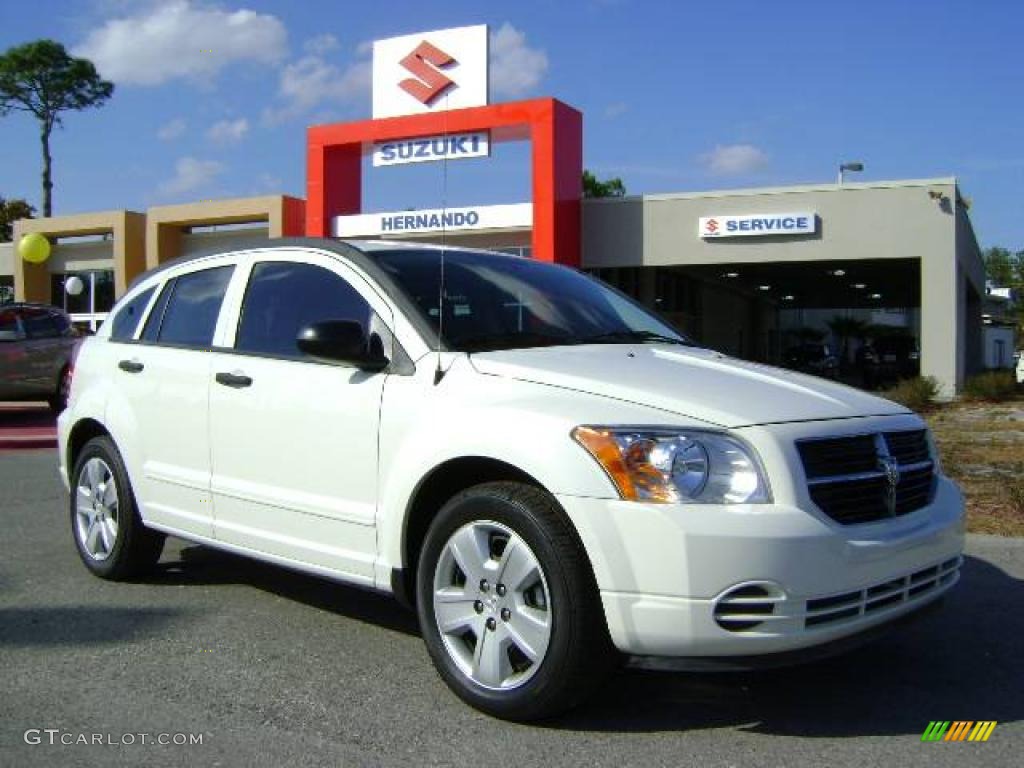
[75,457,120,561]
[432,520,552,690]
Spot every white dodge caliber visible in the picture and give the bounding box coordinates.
[58,239,964,720]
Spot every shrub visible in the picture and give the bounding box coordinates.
[1007,479,1024,517]
[883,376,941,412]
[962,370,1018,402]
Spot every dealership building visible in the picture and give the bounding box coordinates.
[0,25,996,396]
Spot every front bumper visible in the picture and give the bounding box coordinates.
[556,474,964,658]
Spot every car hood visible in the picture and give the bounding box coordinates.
[468,344,908,428]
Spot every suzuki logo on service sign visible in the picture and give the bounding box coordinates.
[373,131,491,167]
[699,212,818,238]
[373,25,489,119]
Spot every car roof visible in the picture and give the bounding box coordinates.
[130,237,516,288]
[127,237,512,352]
[1,302,65,312]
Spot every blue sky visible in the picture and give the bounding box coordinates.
[1,0,1022,249]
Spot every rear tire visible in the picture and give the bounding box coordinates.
[70,436,164,580]
[48,366,71,413]
[416,481,615,721]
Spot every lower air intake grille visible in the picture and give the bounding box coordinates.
[805,557,960,628]
[713,583,783,632]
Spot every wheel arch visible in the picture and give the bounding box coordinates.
[67,417,112,474]
[395,456,596,609]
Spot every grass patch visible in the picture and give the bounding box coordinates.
[962,370,1019,402]
[926,397,1024,537]
[883,376,940,412]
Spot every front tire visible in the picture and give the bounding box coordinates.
[70,436,164,580]
[416,481,614,721]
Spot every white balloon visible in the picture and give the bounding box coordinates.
[65,276,85,296]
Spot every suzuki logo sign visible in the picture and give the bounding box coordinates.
[699,212,817,238]
[399,41,457,105]
[373,25,489,118]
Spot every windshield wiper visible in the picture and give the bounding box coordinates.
[574,330,693,346]
[455,331,572,353]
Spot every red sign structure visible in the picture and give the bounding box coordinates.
[306,97,583,267]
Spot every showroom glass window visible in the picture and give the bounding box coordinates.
[143,266,234,348]
[235,262,373,359]
[50,270,115,332]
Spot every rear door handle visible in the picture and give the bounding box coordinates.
[215,371,253,389]
[118,359,144,373]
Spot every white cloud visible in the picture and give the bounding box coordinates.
[157,117,186,141]
[604,102,628,119]
[699,144,769,175]
[252,172,283,193]
[304,34,340,56]
[207,117,249,143]
[490,23,548,98]
[75,1,287,86]
[265,52,370,123]
[158,156,224,198]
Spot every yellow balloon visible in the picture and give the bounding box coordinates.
[18,232,51,264]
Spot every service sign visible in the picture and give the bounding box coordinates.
[333,203,532,237]
[372,131,491,167]
[372,25,489,119]
[699,212,817,238]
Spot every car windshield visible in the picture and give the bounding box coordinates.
[372,248,693,352]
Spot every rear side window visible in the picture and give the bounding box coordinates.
[235,262,372,359]
[110,287,155,342]
[0,309,20,335]
[146,266,233,348]
[22,308,59,339]
[51,312,71,335]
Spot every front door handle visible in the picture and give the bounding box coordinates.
[118,359,144,373]
[215,371,253,389]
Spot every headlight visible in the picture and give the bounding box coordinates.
[571,426,770,504]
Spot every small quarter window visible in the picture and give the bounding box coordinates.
[110,287,156,342]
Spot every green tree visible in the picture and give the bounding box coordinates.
[983,246,1018,286]
[582,170,626,198]
[0,40,114,217]
[0,196,35,241]
[981,246,1024,337]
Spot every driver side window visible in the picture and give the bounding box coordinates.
[235,261,374,360]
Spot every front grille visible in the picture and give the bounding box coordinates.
[797,429,935,525]
[884,429,930,464]
[805,557,960,628]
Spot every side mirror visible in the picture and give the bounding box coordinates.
[296,320,389,371]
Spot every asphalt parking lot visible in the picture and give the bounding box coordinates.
[1,447,1021,768]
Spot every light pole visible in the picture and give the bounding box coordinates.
[838,161,864,185]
